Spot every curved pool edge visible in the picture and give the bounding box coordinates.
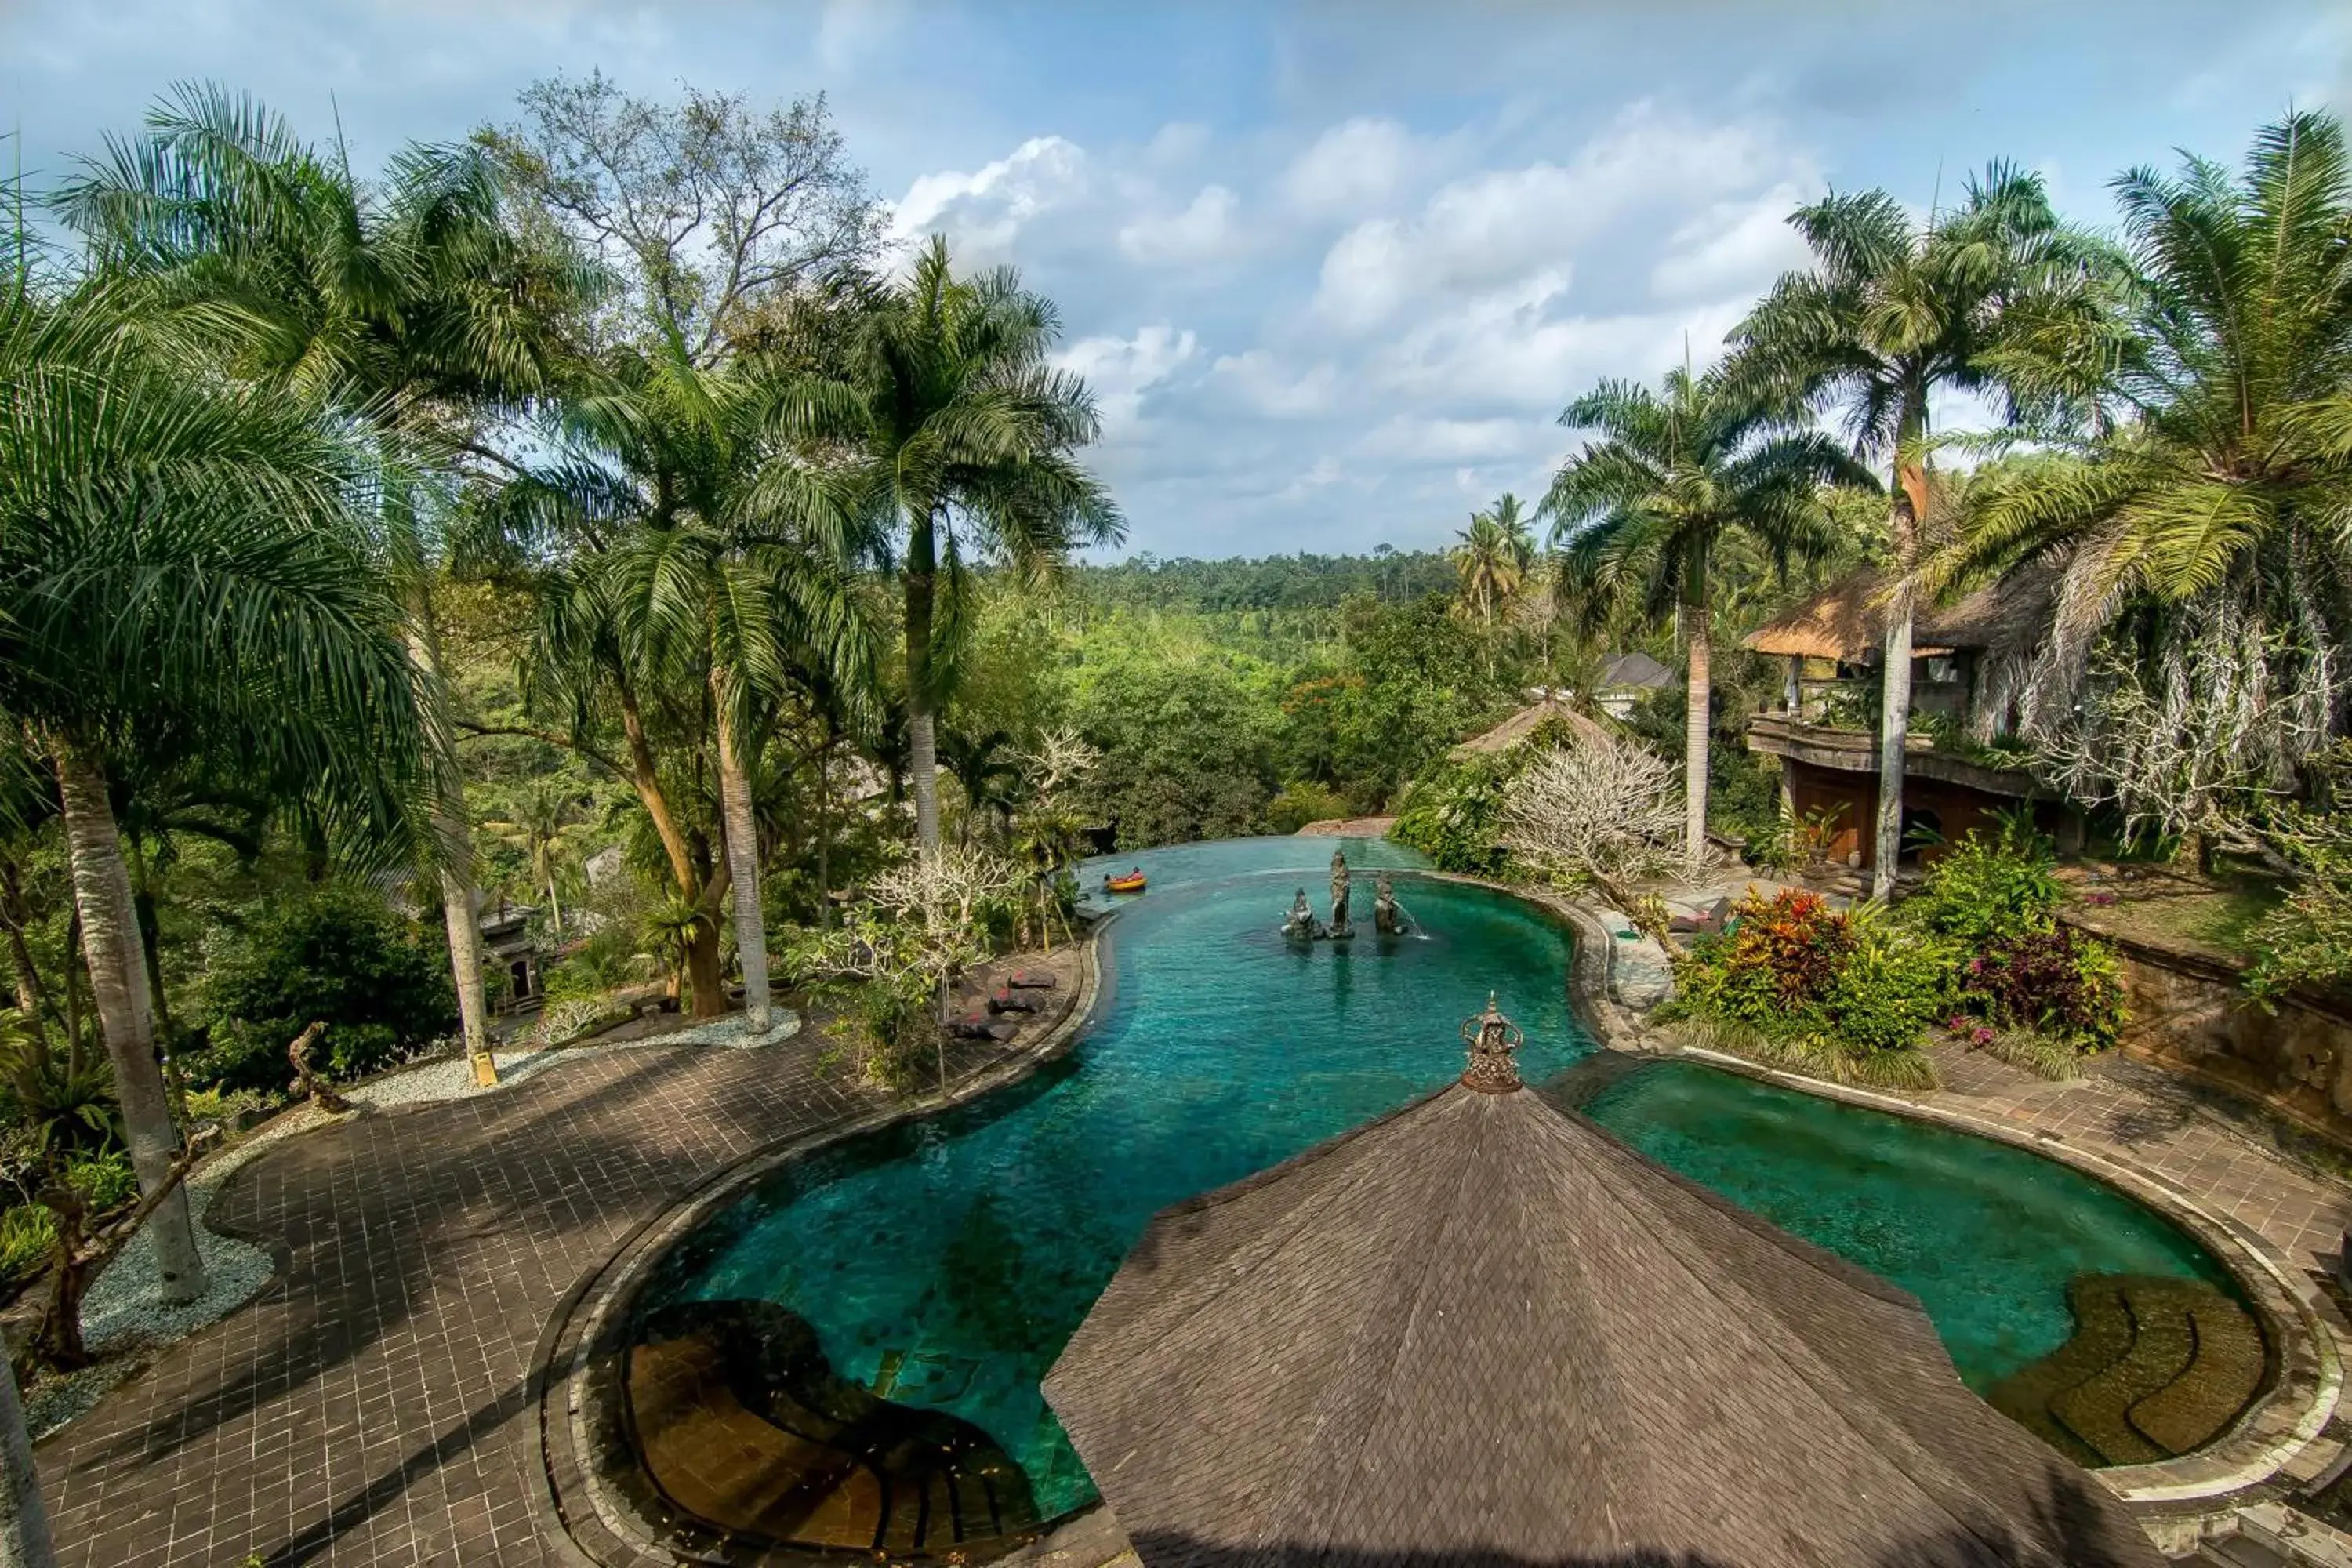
[1424,865,2352,1518]
[1667,1042,2352,1519]
[531,932,1110,1568]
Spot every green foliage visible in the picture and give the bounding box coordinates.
[2246,805,2352,1005]
[0,1203,53,1287]
[1068,640,1282,848]
[1906,817,2123,1054]
[194,885,457,1089]
[823,967,941,1094]
[1390,754,1513,876]
[1908,815,2064,943]
[1668,890,1949,1079]
[1265,782,1350,836]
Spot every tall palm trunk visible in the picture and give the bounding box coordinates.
[0,1351,56,1568]
[1870,446,1929,902]
[905,556,943,858]
[50,736,206,1305]
[0,859,49,1054]
[1681,550,1711,866]
[405,599,496,1088]
[713,670,771,1029]
[815,735,833,931]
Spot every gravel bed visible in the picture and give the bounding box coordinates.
[347,1007,801,1108]
[25,1008,802,1437]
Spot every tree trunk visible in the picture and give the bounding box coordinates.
[405,598,497,1088]
[1871,592,1915,899]
[1682,554,1711,866]
[0,1350,55,1568]
[1871,452,1929,902]
[905,537,943,857]
[49,737,206,1305]
[713,670,771,1030]
[684,920,727,1019]
[815,736,833,931]
[0,860,49,1055]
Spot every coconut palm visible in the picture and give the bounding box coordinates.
[1725,165,2072,896]
[482,782,593,938]
[1547,366,1868,862]
[0,281,426,1305]
[766,238,1120,859]
[1930,114,2352,845]
[58,84,597,1083]
[1448,498,1533,626]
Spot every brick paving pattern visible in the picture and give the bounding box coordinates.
[37,977,2352,1567]
[37,1011,1046,1568]
[1924,1041,2352,1272]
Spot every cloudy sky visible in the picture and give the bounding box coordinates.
[5,0,2344,557]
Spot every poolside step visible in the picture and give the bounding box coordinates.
[1988,1273,2266,1468]
[626,1299,1040,1556]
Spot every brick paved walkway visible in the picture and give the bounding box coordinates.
[36,1011,1048,1568]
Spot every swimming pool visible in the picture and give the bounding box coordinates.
[634,836,2246,1527]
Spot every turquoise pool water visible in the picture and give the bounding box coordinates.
[641,836,2240,1520]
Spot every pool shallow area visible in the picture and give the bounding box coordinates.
[633,835,2254,1536]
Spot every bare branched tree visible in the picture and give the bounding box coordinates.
[481,71,887,360]
[1499,731,1686,892]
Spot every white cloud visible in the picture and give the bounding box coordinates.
[1210,350,1341,419]
[1650,186,1811,301]
[1279,115,1421,216]
[1117,184,1240,267]
[1057,323,1200,433]
[891,136,1089,260]
[1308,103,1801,335]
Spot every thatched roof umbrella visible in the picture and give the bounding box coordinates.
[1042,998,2164,1568]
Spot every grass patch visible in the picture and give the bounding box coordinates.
[1669,1014,1941,1092]
[1976,1026,2082,1081]
[2067,871,2285,967]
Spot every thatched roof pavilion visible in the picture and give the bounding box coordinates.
[1042,1000,2163,1568]
[1746,564,2058,664]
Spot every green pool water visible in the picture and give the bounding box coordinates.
[641,836,2241,1521]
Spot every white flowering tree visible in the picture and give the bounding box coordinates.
[1499,730,1686,938]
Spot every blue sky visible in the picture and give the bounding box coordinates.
[5,0,2345,558]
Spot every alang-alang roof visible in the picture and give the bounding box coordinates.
[1746,563,2060,664]
[1042,1000,2163,1568]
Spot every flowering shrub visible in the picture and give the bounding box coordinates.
[1670,891,1951,1084]
[1904,817,2125,1054]
[1965,927,2125,1049]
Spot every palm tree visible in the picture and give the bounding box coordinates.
[768,238,1120,859]
[1547,367,1867,862]
[1931,114,2352,850]
[1726,165,2071,896]
[0,281,426,1305]
[58,85,597,1085]
[482,782,592,937]
[1448,499,1532,626]
[495,337,872,1023]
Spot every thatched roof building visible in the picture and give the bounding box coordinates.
[1746,564,2058,664]
[1453,695,1610,757]
[1043,1000,2162,1568]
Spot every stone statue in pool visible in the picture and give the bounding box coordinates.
[1282,887,1326,942]
[1327,848,1354,939]
[1374,874,1406,936]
